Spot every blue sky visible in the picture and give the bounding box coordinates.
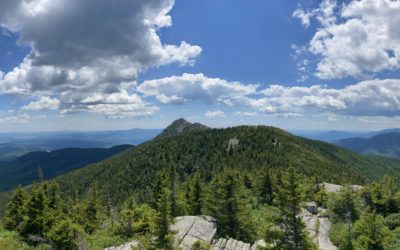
[0,0,400,132]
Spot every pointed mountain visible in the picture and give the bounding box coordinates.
[157,118,209,138]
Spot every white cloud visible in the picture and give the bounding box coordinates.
[0,0,200,118]
[205,110,225,118]
[0,113,30,124]
[227,79,400,117]
[292,8,312,28]
[138,73,258,104]
[294,0,400,79]
[75,90,158,119]
[233,111,258,117]
[21,96,60,110]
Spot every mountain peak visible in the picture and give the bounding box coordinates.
[158,118,209,138]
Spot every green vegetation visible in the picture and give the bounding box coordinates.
[1,121,400,249]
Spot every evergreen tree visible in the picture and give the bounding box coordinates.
[260,169,274,205]
[154,187,175,250]
[46,218,83,250]
[330,186,359,223]
[152,171,168,209]
[4,186,28,231]
[119,198,135,238]
[363,176,399,216]
[207,170,254,242]
[168,165,178,217]
[274,167,312,250]
[83,185,101,234]
[22,185,49,240]
[353,210,390,250]
[188,173,203,215]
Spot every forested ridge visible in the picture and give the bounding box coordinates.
[0,145,133,191]
[1,120,400,249]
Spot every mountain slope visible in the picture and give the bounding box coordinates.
[338,132,400,159]
[0,145,133,191]
[54,122,400,205]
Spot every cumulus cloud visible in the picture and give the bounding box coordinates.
[79,90,159,119]
[238,79,400,116]
[21,96,60,111]
[138,73,258,104]
[294,0,400,79]
[136,72,400,117]
[0,0,201,117]
[205,110,225,118]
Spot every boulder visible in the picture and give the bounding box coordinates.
[317,182,342,193]
[250,239,266,250]
[212,238,251,250]
[317,182,363,194]
[301,209,337,250]
[104,240,140,250]
[305,201,318,214]
[227,138,239,151]
[171,215,217,250]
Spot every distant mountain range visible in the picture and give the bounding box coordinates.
[0,128,161,160]
[337,132,400,160]
[0,144,133,191]
[293,128,400,142]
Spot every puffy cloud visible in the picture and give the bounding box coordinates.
[21,96,60,110]
[205,110,225,118]
[0,0,200,118]
[237,79,400,116]
[294,0,400,79]
[138,73,258,104]
[71,90,158,119]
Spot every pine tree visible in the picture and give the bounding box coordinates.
[260,169,274,205]
[168,165,178,217]
[152,171,168,209]
[188,173,203,215]
[208,170,254,242]
[4,186,28,231]
[274,167,312,250]
[154,187,175,250]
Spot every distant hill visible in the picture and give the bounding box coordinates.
[53,120,400,206]
[338,132,400,159]
[0,128,161,160]
[156,118,209,138]
[0,145,133,191]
